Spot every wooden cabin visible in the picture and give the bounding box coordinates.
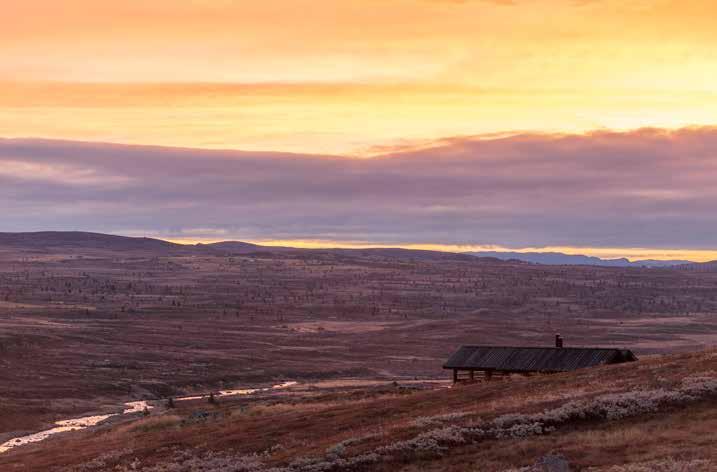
[443,335,637,383]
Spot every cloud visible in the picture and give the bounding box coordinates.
[1,127,717,249]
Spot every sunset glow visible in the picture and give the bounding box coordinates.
[3,0,717,260]
[166,238,717,264]
[3,0,717,154]
[6,3,717,467]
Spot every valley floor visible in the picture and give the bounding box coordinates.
[4,247,717,439]
[2,241,717,470]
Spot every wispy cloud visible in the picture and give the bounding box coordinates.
[1,127,716,251]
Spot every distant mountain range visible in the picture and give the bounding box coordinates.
[0,232,476,262]
[0,231,271,256]
[464,251,694,268]
[0,232,706,268]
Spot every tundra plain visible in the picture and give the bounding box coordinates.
[1,233,717,470]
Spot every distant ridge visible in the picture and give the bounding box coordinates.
[0,231,184,252]
[314,247,479,262]
[204,241,481,261]
[202,240,266,253]
[1,232,703,267]
[0,231,266,256]
[0,231,490,262]
[464,251,694,268]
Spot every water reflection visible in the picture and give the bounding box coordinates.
[0,381,296,454]
[0,414,113,454]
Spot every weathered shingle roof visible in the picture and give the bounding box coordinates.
[443,346,637,373]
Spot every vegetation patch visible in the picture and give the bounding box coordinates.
[78,374,717,472]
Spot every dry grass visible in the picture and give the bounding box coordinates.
[3,244,717,437]
[3,242,717,469]
[1,349,715,471]
[120,415,183,434]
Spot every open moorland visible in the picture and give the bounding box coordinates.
[2,347,716,471]
[1,232,717,468]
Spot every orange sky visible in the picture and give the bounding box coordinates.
[3,1,717,260]
[3,0,717,154]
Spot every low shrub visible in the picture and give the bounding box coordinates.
[72,375,717,472]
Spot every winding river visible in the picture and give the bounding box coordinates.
[0,381,297,454]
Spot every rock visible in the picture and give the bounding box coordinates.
[529,454,571,472]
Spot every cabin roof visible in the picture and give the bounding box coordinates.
[443,345,637,373]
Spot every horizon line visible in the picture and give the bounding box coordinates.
[161,237,716,263]
[4,230,716,263]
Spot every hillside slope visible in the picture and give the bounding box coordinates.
[0,231,484,262]
[2,350,716,471]
[0,231,189,254]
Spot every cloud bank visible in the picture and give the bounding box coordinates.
[1,127,716,249]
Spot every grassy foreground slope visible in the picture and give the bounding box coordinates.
[3,350,716,471]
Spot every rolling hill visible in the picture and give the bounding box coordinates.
[0,231,490,262]
[4,232,705,268]
[0,231,188,253]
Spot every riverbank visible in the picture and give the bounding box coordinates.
[0,381,299,455]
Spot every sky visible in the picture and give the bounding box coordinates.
[2,0,717,260]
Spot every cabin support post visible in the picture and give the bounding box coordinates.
[453,368,458,383]
[469,370,475,382]
[485,370,493,381]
